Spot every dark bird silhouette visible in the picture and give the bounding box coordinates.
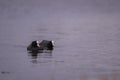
[27,40,54,51]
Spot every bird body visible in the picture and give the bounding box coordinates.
[27,40,54,51]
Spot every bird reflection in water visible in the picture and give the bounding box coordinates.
[28,50,53,64]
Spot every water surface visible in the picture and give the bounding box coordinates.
[0,0,120,80]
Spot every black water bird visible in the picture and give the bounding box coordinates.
[27,40,54,51]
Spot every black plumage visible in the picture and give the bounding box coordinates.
[27,40,54,51]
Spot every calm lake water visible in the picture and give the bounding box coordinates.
[0,0,120,80]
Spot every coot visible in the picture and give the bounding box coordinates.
[27,40,54,51]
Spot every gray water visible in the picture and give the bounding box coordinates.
[0,0,120,80]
